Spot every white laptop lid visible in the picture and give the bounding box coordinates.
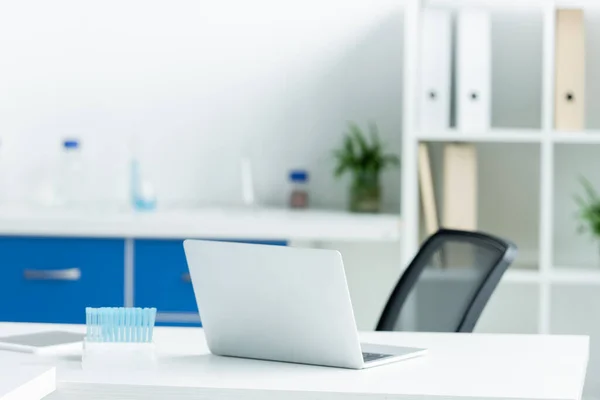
[183,240,364,369]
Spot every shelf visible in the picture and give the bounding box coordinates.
[424,0,600,9]
[416,129,543,143]
[421,268,600,285]
[416,130,600,145]
[424,0,548,10]
[0,206,402,242]
[555,0,600,6]
[421,268,540,283]
[551,131,600,144]
[550,268,600,284]
[502,269,541,283]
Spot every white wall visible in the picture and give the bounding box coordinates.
[0,0,403,212]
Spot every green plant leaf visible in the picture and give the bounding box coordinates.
[368,121,381,150]
[334,163,347,178]
[343,134,356,159]
[332,149,345,160]
[348,122,369,158]
[580,175,599,201]
[574,176,600,239]
[332,121,401,180]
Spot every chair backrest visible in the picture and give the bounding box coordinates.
[376,229,517,333]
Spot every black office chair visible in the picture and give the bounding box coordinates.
[376,229,517,333]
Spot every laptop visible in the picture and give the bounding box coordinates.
[183,240,427,369]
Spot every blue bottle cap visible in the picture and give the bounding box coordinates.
[289,170,308,183]
[63,139,79,149]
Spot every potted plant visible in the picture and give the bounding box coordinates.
[333,122,400,213]
[575,176,600,240]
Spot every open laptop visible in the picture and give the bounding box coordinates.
[183,240,426,369]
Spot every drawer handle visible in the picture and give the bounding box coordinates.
[181,272,191,283]
[155,312,200,324]
[24,268,81,281]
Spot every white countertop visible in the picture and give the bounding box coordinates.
[0,207,401,241]
[0,323,589,400]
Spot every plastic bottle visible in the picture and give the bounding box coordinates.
[289,170,309,209]
[130,138,157,211]
[57,139,83,208]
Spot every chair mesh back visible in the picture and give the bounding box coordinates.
[377,230,516,333]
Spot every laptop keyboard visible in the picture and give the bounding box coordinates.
[362,352,393,363]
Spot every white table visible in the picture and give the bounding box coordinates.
[0,323,589,400]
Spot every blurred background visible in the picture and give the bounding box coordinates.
[0,0,599,396]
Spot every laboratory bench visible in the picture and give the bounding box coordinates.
[0,207,402,325]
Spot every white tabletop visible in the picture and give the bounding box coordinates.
[0,363,55,400]
[0,206,401,241]
[0,323,589,400]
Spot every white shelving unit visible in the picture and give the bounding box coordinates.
[401,0,600,340]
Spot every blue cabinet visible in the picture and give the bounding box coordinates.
[0,236,286,325]
[134,239,287,326]
[0,237,124,324]
[134,239,198,316]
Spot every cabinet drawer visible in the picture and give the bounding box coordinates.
[0,237,125,324]
[134,239,287,326]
